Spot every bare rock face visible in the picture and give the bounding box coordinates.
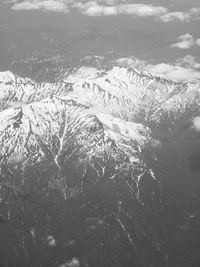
[0,67,200,267]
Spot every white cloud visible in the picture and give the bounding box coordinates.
[113,56,200,81]
[113,57,200,81]
[79,3,118,16]
[193,117,200,132]
[46,235,56,247]
[158,6,200,23]
[76,2,168,17]
[114,57,148,70]
[189,7,200,16]
[171,34,200,49]
[159,12,190,23]
[10,1,168,17]
[117,4,167,17]
[146,63,173,74]
[11,0,69,12]
[176,55,200,69]
[196,38,200,46]
[6,0,200,22]
[171,33,194,49]
[145,63,200,81]
[82,3,167,17]
[100,6,118,15]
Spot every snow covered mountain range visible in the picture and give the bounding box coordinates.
[0,65,200,266]
[0,66,199,178]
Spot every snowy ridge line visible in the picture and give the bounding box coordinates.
[0,95,149,165]
[0,66,195,86]
[0,80,68,86]
[0,67,200,116]
[0,64,200,173]
[0,66,195,114]
[0,94,150,204]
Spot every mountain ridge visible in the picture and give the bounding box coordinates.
[0,65,199,176]
[0,65,200,267]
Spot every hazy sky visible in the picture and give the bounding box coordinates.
[0,0,199,80]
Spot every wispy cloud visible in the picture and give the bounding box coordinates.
[193,117,200,132]
[176,55,200,69]
[10,1,168,17]
[6,0,166,19]
[158,7,200,23]
[171,33,195,49]
[171,34,200,49]
[196,38,200,46]
[159,12,190,23]
[146,63,200,81]
[115,56,200,81]
[7,0,200,25]
[11,0,69,12]
[189,7,200,16]
[78,3,168,17]
[8,0,200,23]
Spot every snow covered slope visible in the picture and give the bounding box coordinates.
[0,67,199,166]
[0,66,200,192]
[0,66,200,267]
